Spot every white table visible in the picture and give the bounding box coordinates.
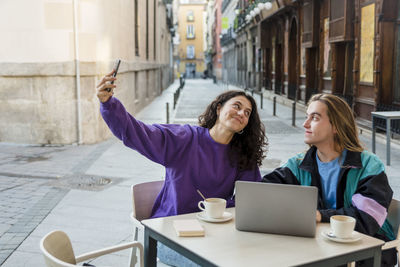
[142,208,384,267]
[371,111,400,165]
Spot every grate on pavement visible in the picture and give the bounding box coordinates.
[47,174,120,191]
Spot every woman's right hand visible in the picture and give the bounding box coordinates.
[96,70,117,103]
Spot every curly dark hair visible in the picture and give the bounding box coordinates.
[198,90,268,171]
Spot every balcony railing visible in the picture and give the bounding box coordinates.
[220,28,236,46]
[234,0,274,31]
[187,33,195,39]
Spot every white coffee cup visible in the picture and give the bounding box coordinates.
[198,198,226,219]
[330,215,356,238]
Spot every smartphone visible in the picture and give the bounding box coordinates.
[107,59,121,92]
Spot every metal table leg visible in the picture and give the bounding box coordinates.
[144,228,157,267]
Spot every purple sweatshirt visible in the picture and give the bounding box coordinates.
[101,97,261,218]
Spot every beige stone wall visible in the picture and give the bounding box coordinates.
[0,0,173,144]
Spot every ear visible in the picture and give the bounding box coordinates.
[332,125,337,135]
[216,104,221,116]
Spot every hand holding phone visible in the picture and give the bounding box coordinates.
[106,59,121,92]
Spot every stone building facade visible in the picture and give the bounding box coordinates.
[176,0,207,78]
[225,0,400,130]
[0,0,174,145]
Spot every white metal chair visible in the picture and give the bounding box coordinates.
[129,180,164,267]
[40,230,143,267]
[382,198,400,265]
[348,198,400,267]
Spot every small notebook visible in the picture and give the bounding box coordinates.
[173,219,205,237]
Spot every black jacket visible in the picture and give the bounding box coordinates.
[262,146,396,266]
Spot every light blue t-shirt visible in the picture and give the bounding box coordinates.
[316,150,347,209]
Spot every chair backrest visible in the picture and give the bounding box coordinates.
[132,180,164,221]
[40,230,77,267]
[387,199,400,239]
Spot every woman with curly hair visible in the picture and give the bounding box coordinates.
[198,90,267,172]
[97,70,267,264]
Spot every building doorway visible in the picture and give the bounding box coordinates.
[185,63,196,78]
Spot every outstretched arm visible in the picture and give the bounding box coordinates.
[96,73,191,166]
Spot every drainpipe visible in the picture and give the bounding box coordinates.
[72,0,82,145]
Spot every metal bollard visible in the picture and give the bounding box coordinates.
[166,102,170,124]
[292,101,296,127]
[260,92,263,109]
[273,96,276,116]
[173,93,177,110]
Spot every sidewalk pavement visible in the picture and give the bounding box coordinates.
[1,79,400,266]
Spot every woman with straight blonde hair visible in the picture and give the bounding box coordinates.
[263,93,396,266]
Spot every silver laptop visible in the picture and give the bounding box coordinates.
[235,181,318,237]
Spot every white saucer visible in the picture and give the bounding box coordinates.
[196,211,233,223]
[321,230,362,243]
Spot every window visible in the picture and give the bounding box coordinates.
[187,10,194,21]
[359,3,375,83]
[323,18,332,78]
[329,0,345,40]
[329,0,353,42]
[330,0,345,21]
[302,0,314,46]
[187,25,195,39]
[300,45,306,76]
[187,45,195,59]
[303,2,313,33]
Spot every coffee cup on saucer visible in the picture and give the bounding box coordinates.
[330,215,356,239]
[198,198,226,219]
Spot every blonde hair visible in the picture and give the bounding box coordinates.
[308,94,364,153]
